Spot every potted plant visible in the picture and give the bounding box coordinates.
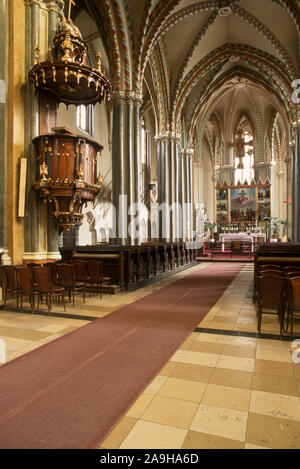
[263,217,289,241]
[204,221,219,241]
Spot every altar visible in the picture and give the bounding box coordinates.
[220,232,266,251]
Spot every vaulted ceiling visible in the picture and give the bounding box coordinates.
[71,0,300,147]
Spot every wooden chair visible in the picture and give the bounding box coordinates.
[283,276,300,338]
[256,274,286,335]
[86,260,111,299]
[16,267,38,314]
[2,265,20,308]
[44,262,59,286]
[57,263,85,307]
[72,260,91,292]
[258,264,282,273]
[33,266,66,314]
[0,267,7,307]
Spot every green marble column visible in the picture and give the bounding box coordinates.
[292,127,300,241]
[111,93,126,244]
[133,94,142,245]
[23,1,40,258]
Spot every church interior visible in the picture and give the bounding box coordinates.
[1,0,300,450]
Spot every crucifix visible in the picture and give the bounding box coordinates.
[67,0,75,21]
[227,128,254,169]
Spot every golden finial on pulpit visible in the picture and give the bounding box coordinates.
[68,0,76,21]
[34,45,40,65]
[96,173,103,189]
[96,52,102,73]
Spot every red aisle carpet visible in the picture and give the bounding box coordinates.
[0,263,244,449]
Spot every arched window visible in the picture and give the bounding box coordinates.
[234,131,254,184]
[77,104,94,135]
[141,117,146,165]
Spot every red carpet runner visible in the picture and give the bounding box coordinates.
[0,263,244,448]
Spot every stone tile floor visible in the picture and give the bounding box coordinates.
[1,263,300,449]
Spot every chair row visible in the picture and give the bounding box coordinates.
[0,260,111,315]
[254,264,300,338]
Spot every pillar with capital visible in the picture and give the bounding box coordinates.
[111,90,143,245]
[291,121,300,241]
[155,132,182,242]
[23,0,65,262]
[155,133,170,242]
[285,141,294,239]
[0,0,8,263]
[180,149,194,241]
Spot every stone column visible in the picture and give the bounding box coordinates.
[183,151,189,240]
[46,1,63,257]
[0,0,8,263]
[132,93,143,245]
[146,130,152,240]
[6,0,26,264]
[292,124,300,241]
[188,150,194,241]
[179,151,186,241]
[23,0,41,261]
[111,92,127,245]
[156,134,168,241]
[285,143,293,239]
[174,137,181,240]
[47,1,63,46]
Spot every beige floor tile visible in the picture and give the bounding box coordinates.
[246,412,300,449]
[216,355,255,373]
[250,390,300,421]
[0,326,52,342]
[252,373,299,396]
[126,393,154,419]
[182,430,244,449]
[179,339,195,350]
[221,343,256,359]
[141,395,198,429]
[119,420,187,449]
[172,350,220,367]
[201,384,251,411]
[233,324,258,333]
[159,361,178,377]
[190,404,248,442]
[196,333,228,344]
[209,368,252,390]
[293,363,300,380]
[100,416,137,449]
[257,339,291,350]
[189,341,224,355]
[170,349,188,363]
[208,322,235,330]
[224,336,257,347]
[170,363,214,383]
[255,347,292,363]
[158,377,207,403]
[254,359,295,377]
[144,376,168,395]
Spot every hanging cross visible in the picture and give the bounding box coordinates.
[68,0,75,21]
[227,128,254,169]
